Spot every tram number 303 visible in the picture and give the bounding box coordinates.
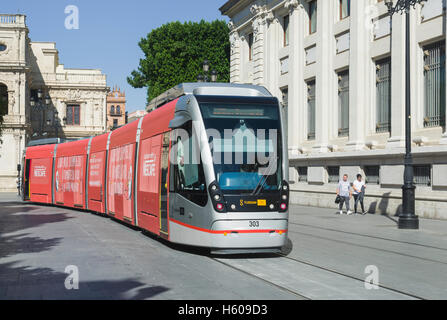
[249,221,260,228]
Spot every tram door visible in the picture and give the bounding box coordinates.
[23,159,31,200]
[159,132,170,235]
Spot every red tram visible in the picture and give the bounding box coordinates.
[22,83,289,254]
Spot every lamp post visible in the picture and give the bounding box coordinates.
[384,0,426,230]
[197,59,218,83]
[30,88,51,138]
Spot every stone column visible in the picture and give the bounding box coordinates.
[387,12,406,148]
[287,0,305,152]
[346,0,369,151]
[229,21,241,84]
[250,4,267,86]
[313,0,335,153]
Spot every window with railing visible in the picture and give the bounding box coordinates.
[424,41,446,128]
[364,166,380,185]
[338,70,349,137]
[376,58,391,133]
[414,165,431,186]
[307,80,316,140]
[328,166,340,184]
[298,167,308,182]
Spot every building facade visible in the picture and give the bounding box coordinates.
[107,86,126,130]
[0,14,108,192]
[221,0,447,219]
[127,109,147,124]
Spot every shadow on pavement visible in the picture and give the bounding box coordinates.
[0,261,170,300]
[0,204,170,300]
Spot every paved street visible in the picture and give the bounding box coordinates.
[1,193,447,300]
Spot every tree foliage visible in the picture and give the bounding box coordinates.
[128,20,230,103]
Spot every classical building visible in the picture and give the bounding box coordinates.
[127,109,147,124]
[220,0,447,219]
[107,86,126,130]
[0,14,108,192]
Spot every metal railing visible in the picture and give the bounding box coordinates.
[338,71,349,137]
[424,41,446,128]
[307,81,316,140]
[376,58,391,133]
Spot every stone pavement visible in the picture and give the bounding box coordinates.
[1,193,447,300]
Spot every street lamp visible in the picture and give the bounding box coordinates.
[30,88,51,139]
[197,59,218,83]
[385,0,426,230]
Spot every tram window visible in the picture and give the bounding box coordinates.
[172,121,207,207]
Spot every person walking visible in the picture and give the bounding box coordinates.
[353,174,367,215]
[337,174,352,215]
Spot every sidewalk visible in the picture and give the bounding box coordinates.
[0,193,21,203]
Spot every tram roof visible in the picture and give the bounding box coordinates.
[146,83,272,112]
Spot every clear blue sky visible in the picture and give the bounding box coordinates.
[4,0,228,112]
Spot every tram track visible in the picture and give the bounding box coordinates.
[211,252,424,300]
[287,228,447,266]
[276,253,425,300]
[209,256,312,300]
[289,221,447,252]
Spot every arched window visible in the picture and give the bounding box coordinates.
[116,105,121,115]
[0,83,8,116]
[110,105,115,114]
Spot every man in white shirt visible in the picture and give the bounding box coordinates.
[336,174,352,215]
[353,174,366,215]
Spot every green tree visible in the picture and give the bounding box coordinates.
[128,20,230,103]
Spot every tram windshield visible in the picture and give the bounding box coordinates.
[199,98,282,194]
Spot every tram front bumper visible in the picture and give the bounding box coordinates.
[169,218,288,251]
[209,219,288,250]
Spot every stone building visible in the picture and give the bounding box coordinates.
[0,14,108,192]
[106,86,126,130]
[127,109,147,124]
[220,0,447,219]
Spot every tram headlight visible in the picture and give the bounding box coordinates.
[269,204,275,210]
[279,180,290,213]
[209,181,227,213]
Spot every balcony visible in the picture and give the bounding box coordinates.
[0,14,26,28]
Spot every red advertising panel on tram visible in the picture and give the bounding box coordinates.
[29,157,53,204]
[54,140,89,209]
[137,134,162,234]
[88,133,109,213]
[107,143,135,222]
[107,120,139,224]
[25,144,56,204]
